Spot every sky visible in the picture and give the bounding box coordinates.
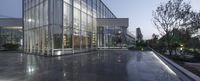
[0,0,200,39]
[0,0,22,18]
[102,0,200,39]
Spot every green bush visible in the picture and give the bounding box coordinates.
[2,43,21,51]
[128,46,141,50]
[193,51,200,59]
[184,48,200,59]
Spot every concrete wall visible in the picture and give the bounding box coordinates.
[97,18,129,27]
[0,18,22,27]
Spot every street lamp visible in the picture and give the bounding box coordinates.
[118,31,122,34]
[117,30,122,48]
[180,44,184,51]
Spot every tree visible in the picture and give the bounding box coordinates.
[152,33,159,40]
[2,43,20,51]
[149,34,159,49]
[153,0,191,55]
[186,11,200,34]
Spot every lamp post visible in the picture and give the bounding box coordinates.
[116,30,122,48]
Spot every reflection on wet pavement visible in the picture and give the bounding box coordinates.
[0,50,181,81]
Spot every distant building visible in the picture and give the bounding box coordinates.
[0,18,23,50]
[97,18,129,48]
[126,31,136,47]
[136,27,143,42]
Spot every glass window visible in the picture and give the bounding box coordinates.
[87,32,92,48]
[39,3,43,26]
[31,0,35,8]
[64,4,72,27]
[30,8,34,29]
[36,0,39,5]
[63,29,72,48]
[36,29,40,53]
[43,1,48,25]
[63,4,73,48]
[74,8,81,50]
[24,0,27,10]
[28,0,31,10]
[24,11,28,30]
[81,13,87,49]
[53,25,63,49]
[53,0,62,25]
[92,33,97,47]
[87,15,92,32]
[81,13,87,31]
[39,0,43,3]
[87,0,92,15]
[74,28,81,50]
[81,0,87,13]
[64,0,72,5]
[49,0,63,49]
[93,0,97,18]
[74,0,81,9]
[35,5,39,27]
[74,8,80,30]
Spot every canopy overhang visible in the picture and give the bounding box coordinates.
[97,18,129,28]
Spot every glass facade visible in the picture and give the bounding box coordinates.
[24,0,49,55]
[23,0,117,55]
[97,26,128,48]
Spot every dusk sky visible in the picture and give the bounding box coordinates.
[0,0,200,39]
[102,0,200,39]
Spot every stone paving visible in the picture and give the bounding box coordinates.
[0,50,182,81]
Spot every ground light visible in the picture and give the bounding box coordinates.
[180,44,184,51]
[56,51,62,56]
[151,52,177,76]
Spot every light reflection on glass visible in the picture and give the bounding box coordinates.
[26,55,37,74]
[27,66,35,73]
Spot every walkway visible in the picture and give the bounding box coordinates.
[0,50,182,81]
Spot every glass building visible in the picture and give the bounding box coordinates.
[23,0,118,56]
[96,18,130,48]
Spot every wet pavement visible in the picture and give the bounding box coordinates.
[0,50,182,81]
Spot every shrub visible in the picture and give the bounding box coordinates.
[2,43,20,51]
[193,51,200,59]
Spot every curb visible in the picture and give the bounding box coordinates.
[152,49,200,81]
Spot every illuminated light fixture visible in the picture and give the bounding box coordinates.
[28,19,34,22]
[151,52,177,76]
[28,19,32,22]
[180,48,183,51]
[20,39,23,46]
[56,51,62,55]
[180,44,183,47]
[64,73,66,77]
[118,31,122,34]
[27,66,35,73]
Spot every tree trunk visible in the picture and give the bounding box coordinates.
[174,48,177,56]
[169,48,172,55]
[167,40,172,55]
[166,33,172,56]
